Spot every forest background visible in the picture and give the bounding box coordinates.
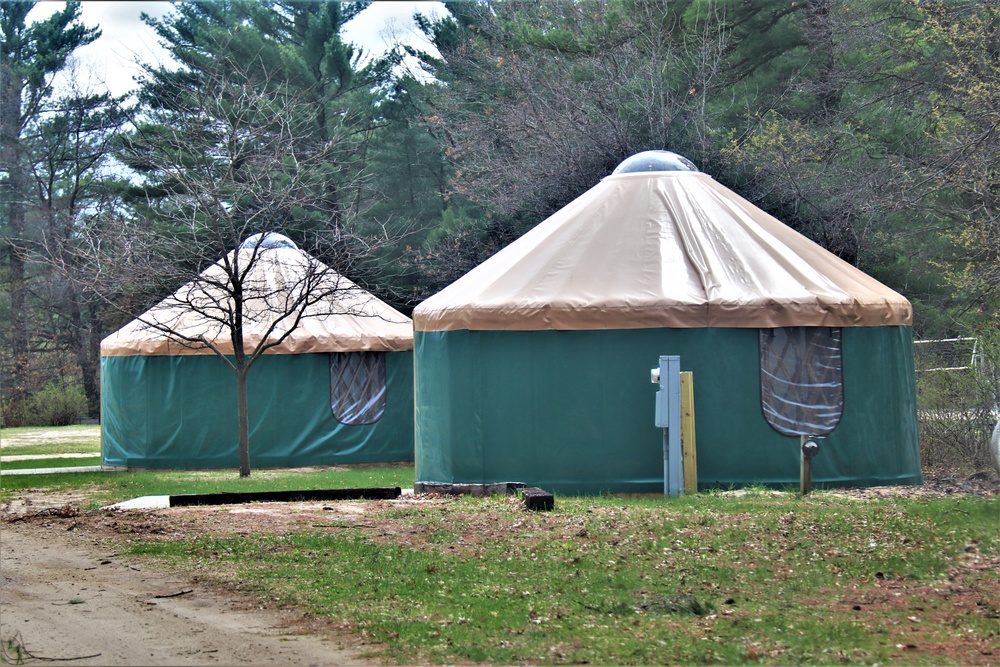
[1,0,998,463]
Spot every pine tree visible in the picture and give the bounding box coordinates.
[1,1,100,419]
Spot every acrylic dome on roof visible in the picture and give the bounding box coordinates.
[611,150,699,174]
[238,231,299,251]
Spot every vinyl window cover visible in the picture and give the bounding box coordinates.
[759,327,844,436]
[330,352,386,425]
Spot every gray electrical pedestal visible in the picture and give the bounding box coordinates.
[651,355,682,496]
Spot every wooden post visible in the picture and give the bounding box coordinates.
[680,372,697,495]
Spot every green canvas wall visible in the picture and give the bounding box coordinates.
[414,327,921,494]
[102,351,414,469]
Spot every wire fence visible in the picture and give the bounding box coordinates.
[914,336,999,471]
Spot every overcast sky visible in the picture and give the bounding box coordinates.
[26,1,445,98]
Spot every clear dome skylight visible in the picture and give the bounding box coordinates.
[612,150,698,174]
[238,232,299,251]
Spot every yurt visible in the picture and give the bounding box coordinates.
[412,152,921,494]
[101,233,414,469]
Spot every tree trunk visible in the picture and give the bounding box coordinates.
[805,0,840,120]
[232,265,251,478]
[6,244,29,401]
[237,365,251,478]
[0,58,30,404]
[67,288,101,418]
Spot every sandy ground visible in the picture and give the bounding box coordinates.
[0,425,380,665]
[0,517,376,666]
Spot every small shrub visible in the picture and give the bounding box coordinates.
[916,332,999,471]
[23,381,88,427]
[0,399,28,428]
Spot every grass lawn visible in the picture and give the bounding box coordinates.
[0,426,414,505]
[2,425,996,664]
[0,424,101,456]
[98,488,1000,664]
[0,464,415,506]
[1,456,102,470]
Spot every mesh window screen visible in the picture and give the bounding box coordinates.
[330,352,387,425]
[759,327,844,436]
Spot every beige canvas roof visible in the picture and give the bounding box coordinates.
[102,247,413,356]
[414,170,911,332]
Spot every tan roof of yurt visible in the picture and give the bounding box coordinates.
[413,152,911,332]
[102,234,413,356]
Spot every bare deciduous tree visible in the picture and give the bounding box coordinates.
[73,50,394,477]
[420,0,756,225]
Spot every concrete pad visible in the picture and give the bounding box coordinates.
[106,495,171,510]
[0,466,103,476]
[0,453,99,462]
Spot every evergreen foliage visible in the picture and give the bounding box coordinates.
[2,0,998,464]
[1,1,108,422]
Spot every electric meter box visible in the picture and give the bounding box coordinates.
[654,389,669,428]
[653,356,680,428]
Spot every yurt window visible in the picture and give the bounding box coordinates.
[759,327,844,437]
[330,352,387,425]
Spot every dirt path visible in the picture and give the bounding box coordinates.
[0,519,375,666]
